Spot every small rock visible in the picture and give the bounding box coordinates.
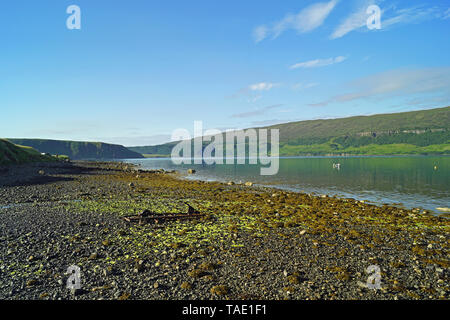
[26,279,37,287]
[187,169,196,174]
[88,252,98,260]
[299,230,307,236]
[244,182,253,187]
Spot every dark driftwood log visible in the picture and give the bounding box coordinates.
[123,213,204,224]
[122,203,202,224]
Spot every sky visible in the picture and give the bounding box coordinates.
[1,0,449,146]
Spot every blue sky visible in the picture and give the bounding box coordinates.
[1,0,449,146]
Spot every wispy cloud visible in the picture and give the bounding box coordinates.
[330,0,377,39]
[290,56,346,69]
[331,2,449,39]
[230,82,280,99]
[292,82,320,90]
[309,67,450,107]
[249,82,279,91]
[444,8,450,19]
[253,0,339,42]
[231,104,284,118]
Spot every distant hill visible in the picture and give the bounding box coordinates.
[7,139,144,160]
[128,143,178,157]
[0,139,55,165]
[130,106,450,156]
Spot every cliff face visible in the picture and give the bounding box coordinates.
[7,139,144,160]
[356,128,446,137]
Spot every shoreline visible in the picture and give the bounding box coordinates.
[125,156,450,214]
[0,161,448,300]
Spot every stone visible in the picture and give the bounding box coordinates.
[187,169,196,174]
[88,252,98,260]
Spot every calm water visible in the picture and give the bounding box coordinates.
[124,156,450,213]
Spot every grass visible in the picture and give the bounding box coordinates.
[0,139,56,165]
[278,142,450,156]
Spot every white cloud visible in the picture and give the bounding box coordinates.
[331,3,449,39]
[249,82,279,91]
[253,0,339,42]
[331,0,377,39]
[309,67,450,107]
[290,56,346,69]
[230,82,280,99]
[252,26,268,43]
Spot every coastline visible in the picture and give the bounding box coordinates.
[0,161,448,300]
[125,155,450,213]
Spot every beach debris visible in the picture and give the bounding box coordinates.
[187,169,196,174]
[244,182,253,187]
[122,203,202,224]
[436,207,450,213]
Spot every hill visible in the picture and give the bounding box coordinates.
[7,139,144,160]
[0,139,55,165]
[130,106,450,156]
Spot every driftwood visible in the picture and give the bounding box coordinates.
[122,203,202,224]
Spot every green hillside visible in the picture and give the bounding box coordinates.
[131,106,450,156]
[265,106,449,143]
[7,139,144,160]
[0,139,55,165]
